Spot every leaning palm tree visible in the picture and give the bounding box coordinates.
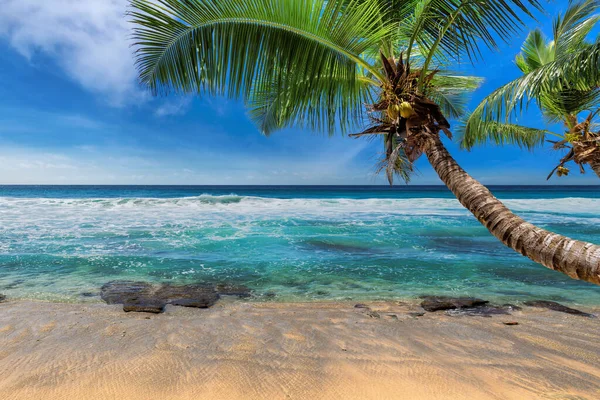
[463,0,600,179]
[129,0,600,285]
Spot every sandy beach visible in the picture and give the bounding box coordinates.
[1,299,599,400]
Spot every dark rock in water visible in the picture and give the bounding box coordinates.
[304,240,376,254]
[216,284,252,298]
[420,296,489,312]
[2,279,25,290]
[80,292,97,298]
[263,291,277,298]
[354,303,369,309]
[100,281,154,305]
[123,299,165,314]
[156,284,219,309]
[524,300,596,318]
[100,281,219,313]
[0,294,6,302]
[446,305,512,317]
[169,298,212,308]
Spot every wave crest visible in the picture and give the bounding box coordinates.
[0,195,597,218]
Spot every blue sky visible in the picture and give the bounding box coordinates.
[0,0,596,185]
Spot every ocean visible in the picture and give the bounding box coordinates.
[1,185,599,305]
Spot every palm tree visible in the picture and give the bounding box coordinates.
[129,0,600,285]
[463,0,600,179]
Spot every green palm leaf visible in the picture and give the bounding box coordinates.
[247,71,375,135]
[397,0,543,87]
[459,120,551,150]
[428,74,483,119]
[463,0,600,149]
[130,0,393,134]
[130,0,392,96]
[554,0,600,53]
[515,29,554,73]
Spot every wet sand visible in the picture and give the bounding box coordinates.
[1,300,599,400]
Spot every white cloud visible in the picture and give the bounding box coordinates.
[154,97,193,117]
[0,0,144,106]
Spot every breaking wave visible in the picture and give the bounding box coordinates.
[0,194,597,217]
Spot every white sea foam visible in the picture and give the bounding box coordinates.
[0,194,597,216]
[0,195,597,250]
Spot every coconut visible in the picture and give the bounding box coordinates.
[387,104,400,120]
[399,101,414,118]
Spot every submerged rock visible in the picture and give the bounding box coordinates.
[0,294,6,302]
[524,300,596,318]
[418,296,520,318]
[215,284,252,298]
[156,284,219,309]
[100,281,220,313]
[101,281,154,305]
[2,279,24,290]
[123,299,165,314]
[446,305,512,317]
[304,240,375,254]
[420,296,489,312]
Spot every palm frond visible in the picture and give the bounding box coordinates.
[554,0,600,54]
[539,87,600,122]
[466,40,600,129]
[459,120,551,150]
[130,0,392,99]
[247,71,375,135]
[399,0,543,66]
[429,74,483,92]
[464,0,600,149]
[515,29,554,73]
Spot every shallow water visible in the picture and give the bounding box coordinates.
[0,185,599,304]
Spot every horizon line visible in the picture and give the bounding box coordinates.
[0,184,599,188]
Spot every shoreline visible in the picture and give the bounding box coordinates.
[2,300,599,399]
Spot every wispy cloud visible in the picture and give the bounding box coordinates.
[0,0,143,106]
[154,97,193,117]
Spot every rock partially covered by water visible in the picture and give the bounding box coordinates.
[420,296,489,312]
[215,284,252,298]
[0,294,6,302]
[122,299,165,314]
[100,281,221,313]
[446,305,512,317]
[101,281,164,313]
[524,300,596,318]
[156,284,219,308]
[101,281,154,305]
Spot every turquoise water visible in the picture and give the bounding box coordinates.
[0,185,599,305]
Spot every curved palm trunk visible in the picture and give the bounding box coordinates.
[424,134,600,285]
[590,158,600,179]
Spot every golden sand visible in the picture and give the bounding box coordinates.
[1,300,599,399]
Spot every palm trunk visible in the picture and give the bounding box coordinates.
[424,134,600,285]
[590,158,600,179]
